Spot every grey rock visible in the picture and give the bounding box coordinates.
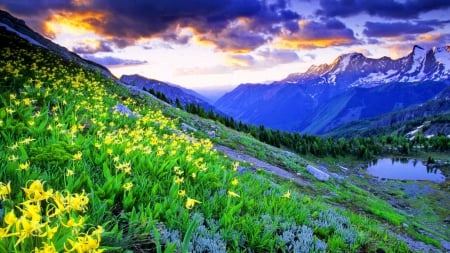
[181,123,197,132]
[306,165,330,181]
[111,103,139,118]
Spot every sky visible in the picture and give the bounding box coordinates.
[1,0,450,94]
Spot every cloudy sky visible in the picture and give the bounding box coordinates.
[2,0,450,92]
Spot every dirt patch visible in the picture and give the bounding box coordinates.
[214,144,311,187]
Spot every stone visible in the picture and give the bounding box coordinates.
[330,172,344,180]
[111,103,139,118]
[306,165,330,181]
[207,130,216,138]
[181,123,197,132]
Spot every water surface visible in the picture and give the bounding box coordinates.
[366,158,446,183]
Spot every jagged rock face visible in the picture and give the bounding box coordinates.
[215,46,450,134]
[283,45,450,88]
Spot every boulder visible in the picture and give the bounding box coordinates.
[207,130,216,138]
[111,103,139,118]
[306,165,330,181]
[181,123,197,132]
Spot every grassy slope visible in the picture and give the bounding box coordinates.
[301,91,355,134]
[0,29,427,252]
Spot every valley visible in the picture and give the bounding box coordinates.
[0,8,449,253]
[169,105,450,252]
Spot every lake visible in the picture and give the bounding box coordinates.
[366,158,446,183]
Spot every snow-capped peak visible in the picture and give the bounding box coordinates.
[433,45,450,74]
[285,45,450,88]
[406,45,426,75]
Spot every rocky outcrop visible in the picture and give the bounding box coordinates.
[306,165,330,181]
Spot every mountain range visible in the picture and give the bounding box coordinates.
[215,45,450,134]
[2,8,448,137]
[120,74,216,111]
[3,8,450,252]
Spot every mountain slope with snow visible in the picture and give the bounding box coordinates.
[215,45,450,134]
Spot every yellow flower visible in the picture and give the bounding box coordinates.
[48,191,66,217]
[22,180,53,201]
[20,137,36,145]
[282,190,291,199]
[123,182,133,191]
[113,156,119,162]
[0,182,11,200]
[34,242,57,253]
[45,225,59,240]
[6,108,15,114]
[7,155,18,162]
[73,151,82,161]
[123,164,132,174]
[178,190,186,197]
[106,148,113,155]
[4,210,17,225]
[185,197,201,209]
[231,178,239,186]
[91,225,104,237]
[18,161,30,170]
[68,191,89,211]
[67,169,75,176]
[174,177,184,184]
[232,161,239,171]
[227,191,240,198]
[62,216,84,230]
[23,98,31,105]
[8,142,19,150]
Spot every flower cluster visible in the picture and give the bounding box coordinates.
[0,180,103,252]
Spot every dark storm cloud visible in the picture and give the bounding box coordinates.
[317,0,450,19]
[1,0,304,51]
[200,26,268,53]
[83,55,147,67]
[1,0,360,52]
[301,18,355,41]
[0,0,72,15]
[363,20,450,37]
[274,17,358,49]
[363,21,434,37]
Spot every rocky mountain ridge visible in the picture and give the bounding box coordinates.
[215,45,450,134]
[284,45,450,88]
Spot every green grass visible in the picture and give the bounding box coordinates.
[0,28,431,252]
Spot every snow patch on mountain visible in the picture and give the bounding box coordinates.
[406,46,425,75]
[331,54,352,74]
[353,69,398,88]
[434,46,450,74]
[284,45,449,88]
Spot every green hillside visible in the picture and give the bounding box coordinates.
[0,28,443,252]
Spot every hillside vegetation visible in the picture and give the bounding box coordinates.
[0,28,430,252]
